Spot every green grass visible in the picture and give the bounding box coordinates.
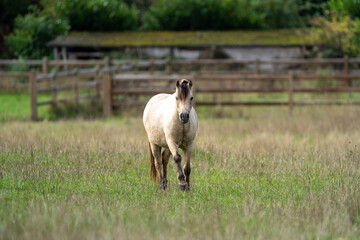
[0,92,103,121]
[1,107,360,239]
[0,93,52,121]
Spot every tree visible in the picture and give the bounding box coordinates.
[5,7,69,59]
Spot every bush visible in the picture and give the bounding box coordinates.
[254,0,304,29]
[328,0,360,19]
[5,7,68,59]
[142,0,306,31]
[56,0,139,31]
[310,14,360,57]
[0,0,38,29]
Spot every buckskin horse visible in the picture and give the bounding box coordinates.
[143,79,198,190]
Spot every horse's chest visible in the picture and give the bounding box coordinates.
[168,125,194,146]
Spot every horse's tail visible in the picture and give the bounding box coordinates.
[149,142,157,182]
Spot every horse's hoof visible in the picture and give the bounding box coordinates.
[179,182,188,191]
[160,179,168,190]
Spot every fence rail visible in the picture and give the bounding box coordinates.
[28,67,105,120]
[111,71,360,115]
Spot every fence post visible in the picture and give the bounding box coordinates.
[29,70,37,121]
[343,55,349,74]
[165,59,171,74]
[343,55,351,87]
[95,65,101,100]
[103,71,112,118]
[62,47,68,71]
[42,56,48,75]
[149,59,154,74]
[288,71,294,115]
[51,70,58,108]
[74,68,79,103]
[104,56,111,67]
[255,59,260,74]
[133,61,138,74]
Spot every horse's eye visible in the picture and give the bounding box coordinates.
[190,97,194,101]
[176,97,179,101]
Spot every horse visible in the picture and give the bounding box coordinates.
[143,79,198,190]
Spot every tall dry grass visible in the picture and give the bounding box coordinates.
[0,106,359,239]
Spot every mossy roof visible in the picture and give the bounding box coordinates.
[48,29,312,48]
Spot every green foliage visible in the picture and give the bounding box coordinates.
[310,14,360,57]
[0,0,38,29]
[142,0,309,30]
[123,0,154,13]
[252,0,303,29]
[328,0,360,18]
[56,0,139,31]
[5,7,69,59]
[298,0,328,17]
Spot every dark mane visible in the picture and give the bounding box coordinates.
[179,83,189,101]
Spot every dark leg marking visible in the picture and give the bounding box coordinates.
[184,165,191,191]
[174,154,181,163]
[174,154,186,190]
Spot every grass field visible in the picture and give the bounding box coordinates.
[0,93,51,122]
[1,101,360,239]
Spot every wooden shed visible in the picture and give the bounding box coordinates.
[47,29,312,62]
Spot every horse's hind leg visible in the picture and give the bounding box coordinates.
[150,143,166,190]
[162,149,171,188]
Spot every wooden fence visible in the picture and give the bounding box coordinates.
[1,57,360,120]
[29,67,108,120]
[110,72,360,116]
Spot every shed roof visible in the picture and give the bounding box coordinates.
[48,29,312,48]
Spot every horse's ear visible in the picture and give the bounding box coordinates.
[176,80,180,88]
[189,79,193,89]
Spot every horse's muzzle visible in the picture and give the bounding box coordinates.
[179,112,189,124]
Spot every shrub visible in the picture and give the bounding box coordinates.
[56,0,139,31]
[254,0,303,29]
[328,0,360,19]
[0,0,38,29]
[5,7,69,59]
[142,0,306,31]
[310,14,360,57]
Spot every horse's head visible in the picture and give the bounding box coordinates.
[175,79,193,124]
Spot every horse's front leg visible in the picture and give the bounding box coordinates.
[183,143,193,191]
[167,140,187,190]
[150,143,166,190]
